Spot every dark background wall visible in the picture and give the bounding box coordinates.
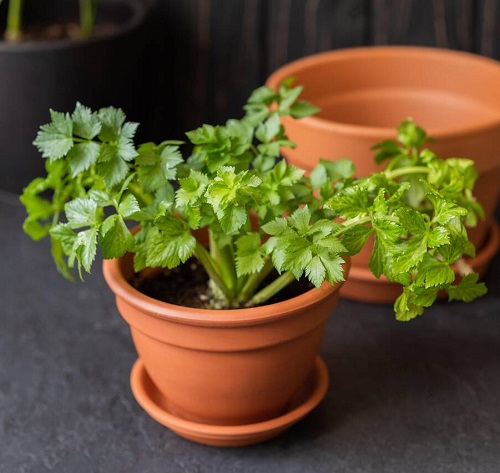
[148,0,500,140]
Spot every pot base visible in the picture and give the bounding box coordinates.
[340,221,500,304]
[130,356,329,447]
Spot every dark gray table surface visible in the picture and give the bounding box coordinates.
[2,190,500,473]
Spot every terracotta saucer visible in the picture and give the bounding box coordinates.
[340,220,500,304]
[130,356,329,447]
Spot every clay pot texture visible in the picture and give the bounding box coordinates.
[267,46,500,302]
[103,252,347,429]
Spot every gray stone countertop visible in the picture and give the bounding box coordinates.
[1,191,500,473]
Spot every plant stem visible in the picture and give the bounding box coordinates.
[128,182,154,207]
[5,0,23,42]
[79,0,96,37]
[194,242,233,303]
[245,271,297,307]
[384,166,430,180]
[209,230,238,293]
[237,258,274,303]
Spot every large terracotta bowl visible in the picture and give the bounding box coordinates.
[267,46,500,303]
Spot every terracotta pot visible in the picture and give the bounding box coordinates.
[267,46,500,302]
[102,253,348,446]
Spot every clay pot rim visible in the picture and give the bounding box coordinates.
[266,45,500,139]
[103,256,350,327]
[0,0,146,53]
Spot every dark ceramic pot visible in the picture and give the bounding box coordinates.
[0,0,148,193]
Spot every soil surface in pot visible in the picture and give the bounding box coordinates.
[132,259,314,310]
[2,22,117,42]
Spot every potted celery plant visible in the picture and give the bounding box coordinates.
[0,0,148,193]
[20,81,487,447]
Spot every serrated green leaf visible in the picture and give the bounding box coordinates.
[326,186,370,218]
[235,233,265,276]
[99,214,134,258]
[394,289,425,322]
[33,110,74,160]
[118,194,140,218]
[341,225,373,255]
[65,198,98,228]
[415,259,455,288]
[218,206,248,234]
[72,102,101,140]
[247,85,276,104]
[396,207,427,235]
[288,206,311,235]
[98,107,126,141]
[305,255,326,288]
[50,238,74,281]
[448,273,487,302]
[145,226,196,269]
[262,217,288,236]
[97,154,129,187]
[320,254,345,283]
[393,237,428,273]
[289,100,321,118]
[74,228,98,274]
[428,226,450,248]
[50,223,77,254]
[67,141,101,175]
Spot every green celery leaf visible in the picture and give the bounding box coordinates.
[50,238,74,281]
[393,237,428,273]
[65,198,98,228]
[288,206,312,235]
[98,107,126,141]
[176,170,210,207]
[305,255,326,288]
[218,206,248,234]
[396,207,427,235]
[67,141,101,175]
[326,186,370,218]
[394,288,425,322]
[97,154,130,187]
[262,217,288,236]
[235,233,265,276]
[99,214,135,258]
[72,102,101,140]
[74,228,98,274]
[341,225,373,255]
[33,110,74,160]
[448,273,487,302]
[289,100,321,118]
[247,86,276,105]
[415,259,455,288]
[50,223,78,255]
[145,224,196,269]
[118,194,140,218]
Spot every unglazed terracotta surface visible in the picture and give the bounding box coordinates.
[102,254,348,444]
[267,46,500,302]
[130,356,329,447]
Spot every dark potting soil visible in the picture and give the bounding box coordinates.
[132,258,314,310]
[3,23,117,42]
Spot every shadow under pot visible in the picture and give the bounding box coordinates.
[266,46,500,304]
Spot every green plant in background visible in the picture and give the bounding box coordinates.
[1,0,98,41]
[20,81,487,321]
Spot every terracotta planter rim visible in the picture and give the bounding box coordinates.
[102,256,349,327]
[266,45,500,140]
[0,0,146,53]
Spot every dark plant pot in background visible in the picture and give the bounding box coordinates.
[267,46,500,303]
[0,0,149,193]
